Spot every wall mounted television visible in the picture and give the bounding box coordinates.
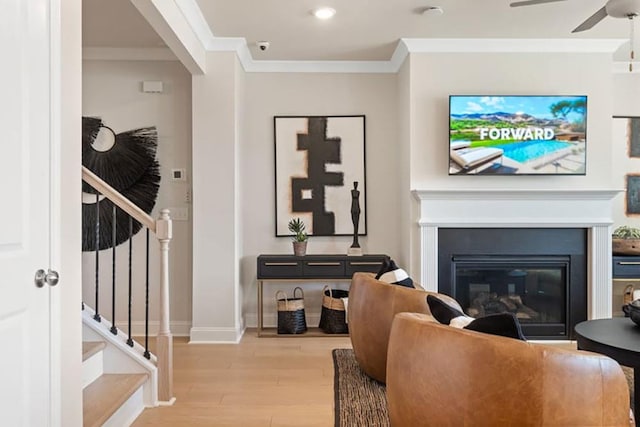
[449,95,587,175]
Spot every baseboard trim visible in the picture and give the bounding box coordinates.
[127,321,191,337]
[189,326,245,343]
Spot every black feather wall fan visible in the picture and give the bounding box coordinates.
[82,117,161,251]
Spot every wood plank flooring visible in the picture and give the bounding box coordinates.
[132,330,352,427]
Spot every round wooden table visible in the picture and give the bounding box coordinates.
[575,317,640,425]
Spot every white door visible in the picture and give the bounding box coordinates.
[0,0,55,425]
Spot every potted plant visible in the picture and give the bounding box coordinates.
[612,225,640,255]
[288,217,308,256]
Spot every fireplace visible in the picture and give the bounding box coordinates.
[438,228,587,339]
[413,189,621,332]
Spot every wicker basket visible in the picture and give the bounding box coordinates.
[276,287,307,334]
[613,238,640,255]
[319,286,349,334]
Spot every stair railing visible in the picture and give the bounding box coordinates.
[82,165,174,403]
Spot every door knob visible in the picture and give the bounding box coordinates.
[34,269,60,288]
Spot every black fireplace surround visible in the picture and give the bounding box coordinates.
[438,228,587,340]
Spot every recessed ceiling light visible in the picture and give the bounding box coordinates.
[313,7,336,20]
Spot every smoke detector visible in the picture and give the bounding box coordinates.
[421,6,444,15]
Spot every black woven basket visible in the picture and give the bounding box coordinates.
[319,286,349,334]
[276,287,307,334]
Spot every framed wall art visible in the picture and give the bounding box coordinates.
[274,115,366,237]
[614,115,640,158]
[627,174,640,216]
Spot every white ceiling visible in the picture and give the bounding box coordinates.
[83,0,636,61]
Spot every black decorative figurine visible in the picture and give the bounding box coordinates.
[348,181,363,255]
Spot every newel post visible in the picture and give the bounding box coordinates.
[156,208,174,403]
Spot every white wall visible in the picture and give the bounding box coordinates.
[408,52,614,189]
[240,72,400,327]
[191,52,244,342]
[405,51,616,279]
[82,59,193,335]
[190,45,625,337]
[611,72,640,229]
[397,59,414,274]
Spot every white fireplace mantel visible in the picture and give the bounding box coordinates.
[412,188,622,320]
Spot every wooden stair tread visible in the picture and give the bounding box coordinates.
[83,373,147,427]
[82,341,106,362]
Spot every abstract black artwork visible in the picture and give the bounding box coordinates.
[82,117,160,251]
[274,115,366,237]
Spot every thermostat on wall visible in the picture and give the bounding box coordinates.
[171,168,187,181]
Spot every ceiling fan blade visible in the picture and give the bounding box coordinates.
[510,0,568,7]
[571,6,608,33]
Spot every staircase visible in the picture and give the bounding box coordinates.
[82,166,174,426]
[82,339,147,427]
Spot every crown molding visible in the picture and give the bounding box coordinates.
[82,40,626,73]
[83,47,177,61]
[130,0,205,74]
[174,0,216,48]
[401,38,627,53]
[389,41,410,72]
[204,38,626,74]
[207,37,397,73]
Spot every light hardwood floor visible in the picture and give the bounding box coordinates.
[132,331,352,427]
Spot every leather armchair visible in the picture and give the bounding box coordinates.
[348,272,462,383]
[387,312,631,427]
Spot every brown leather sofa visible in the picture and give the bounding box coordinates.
[386,312,631,427]
[348,272,463,383]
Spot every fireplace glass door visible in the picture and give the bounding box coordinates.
[452,256,570,337]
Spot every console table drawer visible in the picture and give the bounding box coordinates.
[346,259,385,276]
[258,259,303,278]
[303,260,345,277]
[613,256,640,278]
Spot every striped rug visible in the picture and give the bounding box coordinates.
[332,348,389,427]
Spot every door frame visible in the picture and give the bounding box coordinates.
[51,0,83,425]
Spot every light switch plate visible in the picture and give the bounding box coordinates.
[171,168,187,181]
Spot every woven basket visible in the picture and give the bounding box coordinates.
[319,286,349,334]
[276,287,307,334]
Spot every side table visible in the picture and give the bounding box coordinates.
[575,318,640,425]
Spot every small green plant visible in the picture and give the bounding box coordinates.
[288,218,308,242]
[613,226,640,239]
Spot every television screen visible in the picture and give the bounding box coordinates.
[449,95,587,175]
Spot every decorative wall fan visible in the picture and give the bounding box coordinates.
[511,0,640,69]
[82,117,161,251]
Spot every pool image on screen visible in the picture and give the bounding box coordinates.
[449,96,587,175]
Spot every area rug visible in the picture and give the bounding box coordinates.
[332,348,389,427]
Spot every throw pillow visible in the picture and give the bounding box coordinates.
[375,257,415,288]
[426,294,527,341]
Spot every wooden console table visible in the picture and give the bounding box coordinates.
[256,254,388,337]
